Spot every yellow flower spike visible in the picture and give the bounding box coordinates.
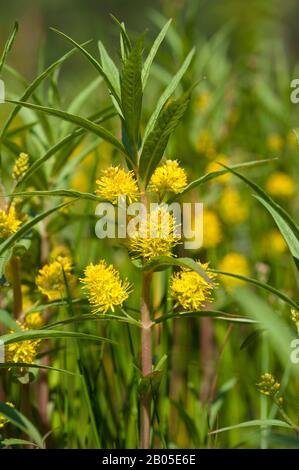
[266,172,296,198]
[0,206,22,238]
[220,187,248,224]
[218,252,250,288]
[0,402,15,429]
[96,166,139,204]
[205,154,231,184]
[80,260,131,314]
[170,261,217,311]
[128,207,180,261]
[12,152,29,181]
[149,160,187,194]
[257,373,281,398]
[202,209,223,249]
[291,309,299,325]
[36,256,75,301]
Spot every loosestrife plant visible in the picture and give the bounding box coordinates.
[1,17,299,450]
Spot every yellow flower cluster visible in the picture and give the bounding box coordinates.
[80,260,131,314]
[129,207,180,260]
[5,320,41,371]
[36,256,75,301]
[218,252,250,288]
[257,373,281,398]
[202,209,223,249]
[266,172,295,198]
[149,160,187,194]
[170,262,217,311]
[0,402,15,429]
[267,133,284,152]
[220,187,248,224]
[96,166,139,204]
[12,152,29,180]
[0,206,22,238]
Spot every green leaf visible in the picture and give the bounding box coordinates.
[0,403,44,448]
[0,21,18,74]
[110,15,132,60]
[1,42,88,138]
[1,438,39,447]
[0,309,21,331]
[140,90,191,185]
[44,313,140,329]
[254,194,299,268]
[211,269,298,310]
[233,288,294,366]
[154,310,256,324]
[0,247,12,277]
[0,329,115,345]
[0,201,73,256]
[16,107,114,187]
[167,158,277,203]
[142,256,213,283]
[61,76,103,134]
[7,100,126,156]
[210,419,292,435]
[142,19,172,89]
[219,164,299,240]
[8,189,105,202]
[121,35,143,157]
[50,27,121,105]
[0,362,76,376]
[98,41,120,97]
[142,48,195,147]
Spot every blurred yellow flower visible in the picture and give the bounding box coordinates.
[203,209,223,248]
[12,153,29,181]
[129,207,180,260]
[96,166,139,204]
[0,402,15,429]
[170,261,217,311]
[266,172,295,198]
[267,133,284,152]
[24,312,44,329]
[220,187,248,224]
[0,206,22,238]
[205,154,231,183]
[149,160,187,194]
[80,260,131,314]
[195,93,210,112]
[263,229,287,255]
[36,256,75,301]
[71,171,89,192]
[218,252,250,288]
[195,129,216,158]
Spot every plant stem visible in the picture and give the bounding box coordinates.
[10,256,23,319]
[140,271,153,449]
